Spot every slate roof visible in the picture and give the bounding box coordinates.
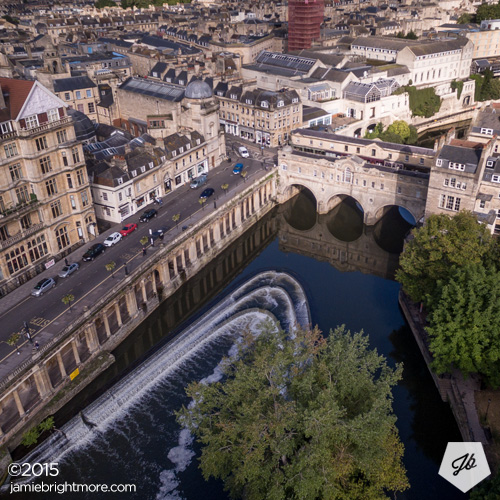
[53,76,96,93]
[438,144,483,173]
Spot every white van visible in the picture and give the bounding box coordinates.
[238,146,249,158]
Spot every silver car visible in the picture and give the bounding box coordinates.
[31,278,56,297]
[58,262,79,278]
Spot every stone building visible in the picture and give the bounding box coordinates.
[53,76,99,122]
[0,77,97,296]
[216,85,302,147]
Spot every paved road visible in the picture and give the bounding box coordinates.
[0,152,274,379]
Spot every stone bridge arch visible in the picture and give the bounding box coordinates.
[282,184,318,232]
[373,204,417,226]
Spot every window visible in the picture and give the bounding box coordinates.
[36,136,48,151]
[76,91,82,99]
[39,156,52,174]
[47,108,58,122]
[419,158,424,164]
[103,192,108,201]
[344,145,348,152]
[51,200,63,218]
[77,104,84,113]
[486,160,494,168]
[15,185,29,204]
[371,149,376,156]
[493,175,500,183]
[480,200,486,209]
[57,130,67,144]
[45,179,57,196]
[72,147,80,163]
[6,246,29,275]
[70,195,76,209]
[405,155,409,162]
[440,194,461,211]
[64,92,70,101]
[81,190,89,206]
[76,169,85,185]
[88,102,95,114]
[436,159,442,166]
[9,163,22,181]
[0,121,12,134]
[55,226,70,250]
[449,162,465,171]
[4,143,17,158]
[66,173,73,188]
[27,235,48,263]
[25,115,39,129]
[86,89,92,98]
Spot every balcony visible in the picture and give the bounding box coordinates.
[0,222,44,251]
[17,116,72,138]
[0,196,40,224]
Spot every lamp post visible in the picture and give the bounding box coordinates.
[486,398,492,421]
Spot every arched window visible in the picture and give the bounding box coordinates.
[343,168,352,183]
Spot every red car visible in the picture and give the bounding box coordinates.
[119,223,138,236]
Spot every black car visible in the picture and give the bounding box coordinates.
[82,243,105,262]
[139,209,158,222]
[199,188,215,199]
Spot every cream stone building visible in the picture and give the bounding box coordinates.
[0,78,97,296]
[53,76,99,123]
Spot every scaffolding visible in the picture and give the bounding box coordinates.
[288,0,325,52]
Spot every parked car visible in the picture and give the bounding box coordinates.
[152,227,168,240]
[190,174,208,189]
[31,277,56,297]
[139,209,158,222]
[199,188,215,199]
[103,232,122,247]
[233,163,244,174]
[238,146,249,158]
[120,223,138,236]
[58,263,79,278]
[82,243,106,262]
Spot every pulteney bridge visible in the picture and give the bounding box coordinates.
[276,145,429,225]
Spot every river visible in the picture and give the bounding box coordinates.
[6,193,467,500]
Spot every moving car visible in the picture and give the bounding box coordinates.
[199,188,215,199]
[103,232,122,247]
[120,223,137,236]
[233,163,244,174]
[31,278,56,297]
[82,243,106,262]
[190,174,207,189]
[238,146,249,158]
[139,209,158,222]
[58,263,79,278]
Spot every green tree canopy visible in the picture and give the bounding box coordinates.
[386,120,411,141]
[427,263,500,386]
[94,0,117,7]
[457,13,474,24]
[396,211,493,306]
[476,2,500,23]
[364,121,418,145]
[178,323,409,500]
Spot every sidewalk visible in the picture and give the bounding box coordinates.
[0,164,273,382]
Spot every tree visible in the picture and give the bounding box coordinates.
[62,293,75,312]
[470,469,500,499]
[5,332,21,355]
[457,13,474,24]
[199,198,207,211]
[177,323,409,500]
[386,121,411,142]
[396,211,493,306]
[2,15,19,25]
[426,264,500,386]
[21,427,40,447]
[140,236,149,247]
[476,2,500,22]
[172,213,180,230]
[38,416,55,433]
[221,183,229,195]
[105,261,116,278]
[241,171,248,182]
[94,0,117,7]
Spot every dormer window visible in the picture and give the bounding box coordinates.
[481,128,494,135]
[172,151,177,157]
[161,156,165,162]
[230,94,237,100]
[140,166,146,173]
[261,101,269,108]
[436,159,443,166]
[179,147,184,153]
[117,178,123,184]
[132,171,137,177]
[246,99,252,104]
[186,143,190,150]
[0,121,12,134]
[48,109,59,122]
[277,100,284,107]
[149,161,153,168]
[196,138,200,145]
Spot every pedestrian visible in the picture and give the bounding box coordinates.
[142,247,147,256]
[214,200,217,209]
[159,233,164,241]
[35,341,39,351]
[64,258,69,266]
[151,238,154,247]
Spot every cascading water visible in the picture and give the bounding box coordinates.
[7,271,309,500]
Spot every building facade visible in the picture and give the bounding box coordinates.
[0,78,97,296]
[288,0,325,51]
